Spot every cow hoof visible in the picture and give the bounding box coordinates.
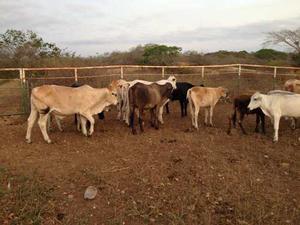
[46,140,52,144]
[132,130,137,135]
[273,139,278,143]
[26,139,32,144]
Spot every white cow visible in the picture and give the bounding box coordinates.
[26,84,118,144]
[248,92,300,142]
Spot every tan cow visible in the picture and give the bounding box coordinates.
[284,79,300,93]
[26,84,118,144]
[187,86,228,129]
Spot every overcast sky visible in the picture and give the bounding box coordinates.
[1,0,300,56]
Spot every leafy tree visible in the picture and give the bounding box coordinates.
[254,49,288,60]
[0,29,64,66]
[142,44,182,65]
[264,28,300,53]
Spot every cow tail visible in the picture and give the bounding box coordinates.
[187,89,194,115]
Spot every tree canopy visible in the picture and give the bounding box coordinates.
[0,29,69,67]
[142,44,182,65]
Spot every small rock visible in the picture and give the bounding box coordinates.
[67,194,74,199]
[84,186,97,200]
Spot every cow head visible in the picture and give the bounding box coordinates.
[167,75,177,89]
[219,87,229,98]
[248,92,262,111]
[107,90,119,106]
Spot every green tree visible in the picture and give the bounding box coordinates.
[142,44,182,65]
[0,29,64,66]
[254,49,288,60]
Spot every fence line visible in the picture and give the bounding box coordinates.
[0,63,300,116]
[0,64,299,83]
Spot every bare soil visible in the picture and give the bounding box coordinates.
[0,102,299,225]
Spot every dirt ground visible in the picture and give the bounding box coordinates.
[0,102,299,225]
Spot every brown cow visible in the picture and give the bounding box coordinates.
[187,86,228,129]
[26,84,118,143]
[128,82,175,134]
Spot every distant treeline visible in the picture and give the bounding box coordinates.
[1,29,300,68]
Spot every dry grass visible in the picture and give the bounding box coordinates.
[0,102,299,225]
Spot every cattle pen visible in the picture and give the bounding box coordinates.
[0,63,300,116]
[0,63,299,225]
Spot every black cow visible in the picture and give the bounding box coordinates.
[227,94,265,135]
[165,82,204,117]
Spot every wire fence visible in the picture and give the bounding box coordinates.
[0,64,299,116]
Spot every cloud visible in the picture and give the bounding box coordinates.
[1,0,300,56]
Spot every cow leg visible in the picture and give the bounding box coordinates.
[55,115,63,132]
[238,112,247,134]
[209,106,214,126]
[155,106,160,129]
[273,115,281,142]
[47,114,52,132]
[204,108,209,126]
[98,112,105,120]
[125,102,130,126]
[184,101,188,117]
[130,107,137,135]
[139,108,144,132]
[261,114,266,134]
[158,106,164,124]
[80,113,94,136]
[290,117,296,130]
[87,115,95,136]
[26,108,38,143]
[189,98,195,128]
[75,114,81,132]
[165,102,170,114]
[150,108,155,127]
[38,113,52,143]
[79,116,88,136]
[194,105,200,130]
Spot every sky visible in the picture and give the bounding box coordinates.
[1,0,300,56]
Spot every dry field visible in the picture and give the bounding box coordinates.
[0,102,299,225]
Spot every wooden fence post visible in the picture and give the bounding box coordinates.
[273,67,277,89]
[74,68,78,82]
[162,67,165,78]
[120,66,124,79]
[201,66,205,83]
[238,64,241,94]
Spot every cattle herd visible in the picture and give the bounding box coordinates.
[25,77,300,144]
